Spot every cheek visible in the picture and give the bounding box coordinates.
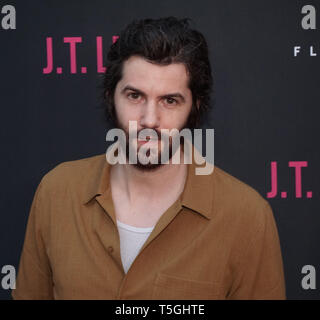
[160,105,192,129]
[115,95,140,123]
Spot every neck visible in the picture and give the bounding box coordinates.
[111,152,188,201]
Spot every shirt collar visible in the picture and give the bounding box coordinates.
[82,142,215,220]
[82,155,111,205]
[180,156,214,220]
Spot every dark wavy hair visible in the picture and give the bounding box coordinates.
[102,16,213,129]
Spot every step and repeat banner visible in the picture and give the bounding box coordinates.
[0,0,319,300]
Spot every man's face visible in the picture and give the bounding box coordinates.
[113,55,193,169]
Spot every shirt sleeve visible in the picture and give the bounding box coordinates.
[227,201,286,300]
[11,181,54,300]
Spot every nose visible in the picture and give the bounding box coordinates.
[139,100,160,129]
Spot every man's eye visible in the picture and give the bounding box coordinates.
[128,92,140,100]
[165,97,177,105]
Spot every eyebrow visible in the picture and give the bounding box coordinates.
[121,85,186,102]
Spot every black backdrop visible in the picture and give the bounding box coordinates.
[1,0,320,300]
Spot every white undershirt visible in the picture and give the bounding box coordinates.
[116,220,155,274]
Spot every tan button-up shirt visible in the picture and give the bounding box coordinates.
[12,153,286,299]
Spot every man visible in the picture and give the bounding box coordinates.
[12,17,286,299]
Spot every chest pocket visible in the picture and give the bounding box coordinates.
[151,273,221,300]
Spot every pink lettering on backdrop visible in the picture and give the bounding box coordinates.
[64,37,82,74]
[96,36,106,73]
[267,160,312,199]
[289,161,308,198]
[97,35,119,73]
[267,161,278,198]
[112,36,119,43]
[43,36,119,74]
[43,37,53,74]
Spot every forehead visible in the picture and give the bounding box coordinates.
[118,55,190,94]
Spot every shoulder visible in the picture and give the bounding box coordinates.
[211,165,272,228]
[38,153,106,195]
[213,165,268,205]
[209,166,279,264]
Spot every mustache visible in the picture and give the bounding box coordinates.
[127,128,163,141]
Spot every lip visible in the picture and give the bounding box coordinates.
[137,138,159,145]
[137,140,148,145]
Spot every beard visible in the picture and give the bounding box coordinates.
[114,118,189,171]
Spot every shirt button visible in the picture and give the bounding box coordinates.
[108,246,114,253]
